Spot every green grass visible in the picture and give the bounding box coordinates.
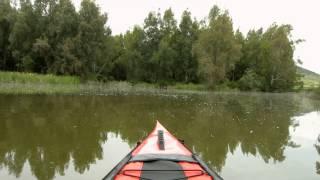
[10,71,320,95]
[0,83,80,94]
[169,83,206,91]
[301,78,320,90]
[297,66,320,90]
[0,71,250,95]
[0,71,209,95]
[0,71,79,94]
[0,71,80,85]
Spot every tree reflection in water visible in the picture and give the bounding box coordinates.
[316,134,320,175]
[0,93,319,180]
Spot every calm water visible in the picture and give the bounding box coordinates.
[0,93,319,180]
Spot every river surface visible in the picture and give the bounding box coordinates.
[0,93,319,180]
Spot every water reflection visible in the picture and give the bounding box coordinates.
[0,93,319,180]
[316,135,320,175]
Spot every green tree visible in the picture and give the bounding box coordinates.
[195,5,241,86]
[108,34,126,80]
[113,26,145,81]
[238,69,261,91]
[233,24,300,91]
[75,0,109,79]
[151,8,178,83]
[46,0,80,75]
[32,36,51,73]
[0,0,16,70]
[173,10,199,82]
[228,29,245,81]
[9,0,39,72]
[32,0,58,73]
[151,38,176,83]
[161,8,177,37]
[231,28,265,89]
[141,11,162,82]
[0,1,302,91]
[258,24,299,91]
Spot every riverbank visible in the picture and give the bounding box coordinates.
[0,71,79,94]
[0,71,319,95]
[0,71,211,95]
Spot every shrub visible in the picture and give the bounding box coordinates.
[238,70,261,91]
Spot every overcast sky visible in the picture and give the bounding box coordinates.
[73,0,320,74]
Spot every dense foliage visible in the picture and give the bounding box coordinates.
[0,1,301,91]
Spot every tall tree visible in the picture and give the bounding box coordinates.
[113,26,145,81]
[258,24,299,91]
[31,0,59,73]
[194,5,241,86]
[47,0,80,75]
[151,8,177,83]
[141,11,162,82]
[0,2,302,92]
[9,0,39,72]
[173,10,199,82]
[0,0,16,70]
[75,0,109,79]
[108,34,126,80]
[233,29,264,90]
[161,8,177,37]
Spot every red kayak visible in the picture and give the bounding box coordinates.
[103,121,223,180]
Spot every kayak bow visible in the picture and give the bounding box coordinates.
[103,121,223,180]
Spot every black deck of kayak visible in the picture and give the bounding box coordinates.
[102,122,223,180]
[102,151,223,180]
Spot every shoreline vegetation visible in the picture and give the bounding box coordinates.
[0,1,308,93]
[0,71,205,95]
[0,71,319,96]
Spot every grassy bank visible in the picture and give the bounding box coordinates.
[0,71,80,84]
[297,67,320,90]
[0,71,79,94]
[1,71,319,95]
[0,71,210,95]
[301,76,320,90]
[299,73,320,98]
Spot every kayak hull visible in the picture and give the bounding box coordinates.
[103,121,223,180]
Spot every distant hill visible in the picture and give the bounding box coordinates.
[297,66,320,78]
[297,66,320,89]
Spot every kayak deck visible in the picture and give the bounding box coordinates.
[103,121,223,180]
